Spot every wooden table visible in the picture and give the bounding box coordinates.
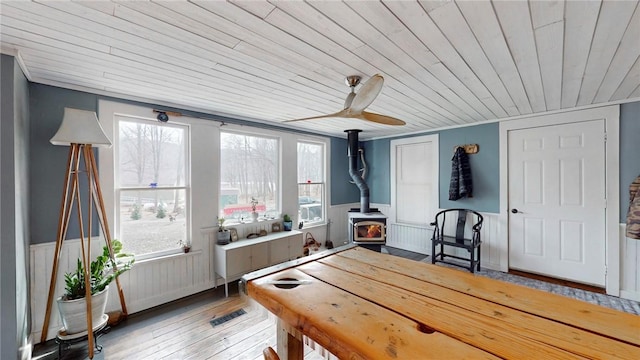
[241,245,640,360]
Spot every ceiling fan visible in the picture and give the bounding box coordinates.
[285,74,406,126]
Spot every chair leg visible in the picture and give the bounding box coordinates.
[477,244,481,272]
[431,240,436,264]
[469,247,475,273]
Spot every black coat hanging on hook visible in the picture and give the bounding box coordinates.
[449,147,473,200]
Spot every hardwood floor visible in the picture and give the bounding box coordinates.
[32,283,324,360]
[32,246,614,359]
[507,269,606,294]
[384,244,609,294]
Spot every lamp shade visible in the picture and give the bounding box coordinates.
[50,107,112,147]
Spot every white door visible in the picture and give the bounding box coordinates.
[508,120,606,286]
[389,134,439,254]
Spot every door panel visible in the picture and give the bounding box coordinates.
[396,142,432,225]
[251,242,269,270]
[270,238,290,265]
[508,119,605,286]
[227,247,252,277]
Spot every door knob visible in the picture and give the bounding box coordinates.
[511,209,519,214]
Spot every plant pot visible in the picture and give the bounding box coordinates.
[217,230,231,245]
[283,221,293,231]
[57,286,109,335]
[251,212,259,223]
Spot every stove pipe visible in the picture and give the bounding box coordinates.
[346,129,370,213]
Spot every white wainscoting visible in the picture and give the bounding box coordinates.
[387,223,432,254]
[31,217,638,342]
[620,224,640,301]
[327,203,357,247]
[328,204,502,271]
[30,228,218,342]
[385,209,502,271]
[382,212,640,301]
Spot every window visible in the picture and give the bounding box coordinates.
[219,131,279,221]
[297,141,325,225]
[116,117,189,258]
[390,134,439,226]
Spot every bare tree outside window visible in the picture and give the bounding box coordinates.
[220,132,279,221]
[117,118,189,257]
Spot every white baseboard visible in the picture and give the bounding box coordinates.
[620,290,640,302]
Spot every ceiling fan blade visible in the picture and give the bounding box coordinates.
[359,112,406,126]
[349,74,384,113]
[283,109,349,123]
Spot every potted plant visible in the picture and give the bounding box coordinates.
[283,214,293,231]
[57,239,134,335]
[250,197,259,223]
[217,217,231,245]
[178,240,191,253]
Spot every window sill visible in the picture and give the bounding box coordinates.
[135,249,202,265]
[299,222,327,230]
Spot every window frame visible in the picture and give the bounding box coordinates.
[297,139,327,227]
[113,115,191,260]
[219,128,281,222]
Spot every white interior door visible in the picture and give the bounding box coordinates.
[389,134,438,254]
[508,119,606,286]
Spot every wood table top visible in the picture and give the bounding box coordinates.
[242,245,640,360]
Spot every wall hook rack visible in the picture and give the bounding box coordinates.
[454,144,479,154]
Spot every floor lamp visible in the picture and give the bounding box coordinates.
[40,108,128,358]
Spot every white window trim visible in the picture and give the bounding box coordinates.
[114,116,191,260]
[100,101,333,250]
[98,100,212,260]
[297,138,329,226]
[219,128,281,221]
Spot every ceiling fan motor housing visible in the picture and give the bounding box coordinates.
[345,75,361,88]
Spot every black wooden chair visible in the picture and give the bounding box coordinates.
[431,209,484,273]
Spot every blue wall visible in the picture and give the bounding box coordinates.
[364,122,500,213]
[364,137,392,204]
[22,83,640,245]
[1,54,31,360]
[330,137,360,205]
[30,84,99,244]
[28,84,354,243]
[364,105,638,218]
[620,102,640,222]
[439,123,500,212]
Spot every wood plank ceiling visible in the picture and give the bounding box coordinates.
[1,0,638,140]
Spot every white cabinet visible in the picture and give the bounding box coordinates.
[225,243,268,280]
[269,235,304,265]
[214,230,303,296]
[269,237,291,265]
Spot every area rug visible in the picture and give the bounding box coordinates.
[209,308,247,327]
[422,256,640,315]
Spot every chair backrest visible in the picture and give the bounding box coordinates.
[432,208,483,241]
[263,347,280,360]
[455,210,468,241]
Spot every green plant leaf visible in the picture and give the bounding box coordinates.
[62,239,135,298]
